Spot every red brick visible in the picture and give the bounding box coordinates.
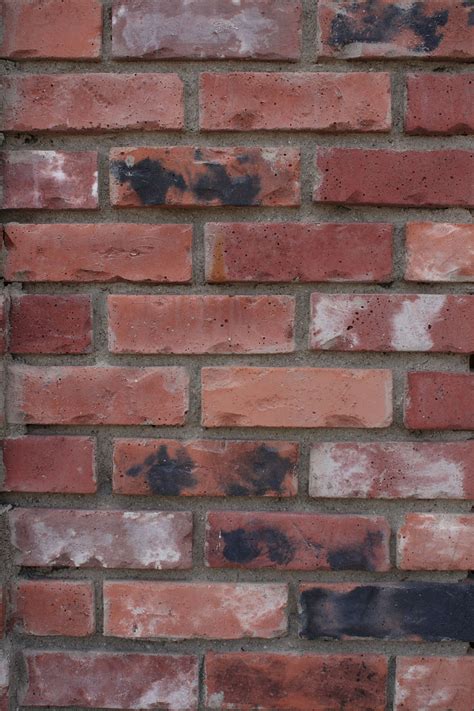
[395,657,474,711]
[205,652,388,710]
[310,441,474,500]
[200,72,391,131]
[112,0,301,60]
[1,151,98,210]
[7,365,188,426]
[0,0,102,60]
[314,149,474,207]
[299,582,474,641]
[4,223,192,283]
[113,439,298,496]
[202,367,392,428]
[405,372,474,430]
[110,146,300,207]
[104,581,287,639]
[0,588,5,637]
[406,73,474,134]
[0,297,6,354]
[206,512,390,571]
[108,295,295,354]
[206,222,393,283]
[2,436,96,494]
[2,74,183,133]
[317,0,473,60]
[398,514,474,570]
[13,580,94,636]
[9,509,192,569]
[405,222,474,282]
[0,653,8,711]
[9,295,92,354]
[21,651,199,709]
[310,293,474,353]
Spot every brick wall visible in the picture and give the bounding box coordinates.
[1,1,473,709]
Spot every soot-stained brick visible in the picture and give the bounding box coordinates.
[327,531,385,572]
[110,158,186,206]
[299,583,474,641]
[227,444,294,496]
[127,445,197,496]
[329,1,449,52]
[193,163,261,206]
[221,527,296,565]
[463,0,474,25]
[111,156,261,206]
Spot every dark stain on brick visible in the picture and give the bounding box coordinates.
[221,526,296,565]
[126,445,197,495]
[226,444,294,496]
[299,582,474,641]
[327,530,385,571]
[111,158,186,205]
[111,156,261,206]
[462,1,474,26]
[193,163,261,206]
[329,0,449,53]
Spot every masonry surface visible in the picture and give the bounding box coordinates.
[0,1,473,710]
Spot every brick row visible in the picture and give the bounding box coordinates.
[15,650,474,710]
[1,293,473,355]
[3,150,472,210]
[5,1,473,63]
[3,72,473,136]
[4,222,473,284]
[3,367,473,429]
[7,509,472,572]
[3,438,473,500]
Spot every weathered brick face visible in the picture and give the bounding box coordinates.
[1,1,472,709]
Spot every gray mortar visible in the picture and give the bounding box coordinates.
[0,1,473,709]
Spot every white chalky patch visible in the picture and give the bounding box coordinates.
[391,295,446,350]
[311,296,366,349]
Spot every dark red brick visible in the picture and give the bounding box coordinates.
[205,652,388,710]
[9,295,92,354]
[406,73,474,134]
[2,436,96,494]
[13,580,94,636]
[205,222,393,283]
[314,149,474,207]
[405,372,474,430]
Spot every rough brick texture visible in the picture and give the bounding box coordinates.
[202,367,392,428]
[1,151,98,209]
[405,73,474,134]
[314,149,474,207]
[2,1,473,708]
[21,651,199,709]
[108,295,295,353]
[205,222,393,283]
[405,222,474,282]
[395,657,474,711]
[9,295,93,354]
[2,74,184,132]
[12,580,95,637]
[2,436,96,493]
[200,72,391,131]
[113,439,298,496]
[112,0,302,60]
[110,146,300,207]
[206,512,390,570]
[104,582,288,639]
[4,223,193,283]
[0,0,102,60]
[9,509,192,569]
[205,653,388,710]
